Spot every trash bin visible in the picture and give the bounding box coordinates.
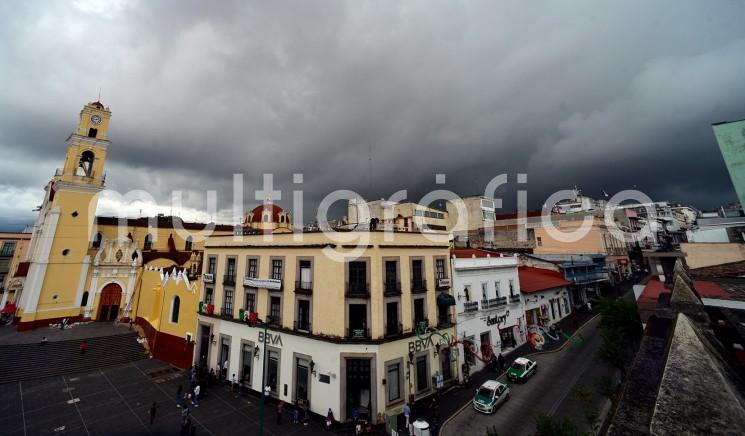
[413,418,430,436]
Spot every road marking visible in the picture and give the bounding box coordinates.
[69,377,80,382]
[19,381,27,436]
[99,369,150,434]
[61,375,90,436]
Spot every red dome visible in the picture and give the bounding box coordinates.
[248,203,284,223]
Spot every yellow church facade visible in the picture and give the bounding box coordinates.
[14,101,233,367]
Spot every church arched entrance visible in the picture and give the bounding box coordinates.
[98,283,123,321]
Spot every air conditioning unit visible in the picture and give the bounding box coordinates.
[203,273,214,283]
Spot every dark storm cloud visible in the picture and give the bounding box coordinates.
[1,0,744,228]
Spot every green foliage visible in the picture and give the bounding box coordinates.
[583,408,599,427]
[597,298,643,372]
[570,385,593,405]
[594,375,615,400]
[485,425,499,436]
[534,411,579,436]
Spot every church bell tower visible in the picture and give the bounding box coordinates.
[16,101,112,329]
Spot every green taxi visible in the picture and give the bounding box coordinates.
[472,380,510,414]
[506,357,537,383]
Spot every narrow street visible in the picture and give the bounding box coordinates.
[442,315,611,436]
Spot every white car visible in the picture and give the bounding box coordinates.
[472,380,510,414]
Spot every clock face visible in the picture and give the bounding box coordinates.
[90,115,102,125]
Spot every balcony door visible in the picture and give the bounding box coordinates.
[349,261,367,293]
[386,301,399,336]
[348,304,368,338]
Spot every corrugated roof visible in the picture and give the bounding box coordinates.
[518,266,571,293]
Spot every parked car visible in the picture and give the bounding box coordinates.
[472,380,510,414]
[506,357,537,383]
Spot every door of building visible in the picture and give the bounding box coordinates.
[345,358,371,420]
[97,283,122,321]
[198,324,211,367]
[295,357,310,403]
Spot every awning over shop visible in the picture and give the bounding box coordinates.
[437,292,456,306]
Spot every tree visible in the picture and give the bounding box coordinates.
[597,298,642,373]
[534,412,579,436]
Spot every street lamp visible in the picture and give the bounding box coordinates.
[248,314,272,436]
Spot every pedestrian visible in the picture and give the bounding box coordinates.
[293,406,300,424]
[276,400,284,425]
[325,408,334,431]
[176,385,183,408]
[192,384,200,407]
[148,401,158,425]
[79,340,88,354]
[264,384,271,398]
[586,301,592,312]
[40,336,48,345]
[498,353,505,372]
[403,403,411,429]
[231,374,237,393]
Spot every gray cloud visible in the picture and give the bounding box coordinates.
[1,0,744,230]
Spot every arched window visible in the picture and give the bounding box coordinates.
[185,236,193,251]
[77,150,95,177]
[91,232,102,249]
[81,291,89,307]
[143,234,153,250]
[263,214,269,223]
[171,296,180,323]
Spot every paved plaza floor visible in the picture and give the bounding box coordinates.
[0,359,329,436]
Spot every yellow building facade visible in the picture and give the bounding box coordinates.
[14,101,232,367]
[196,231,458,423]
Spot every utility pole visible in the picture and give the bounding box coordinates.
[258,316,271,436]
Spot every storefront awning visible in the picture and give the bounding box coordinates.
[437,292,456,307]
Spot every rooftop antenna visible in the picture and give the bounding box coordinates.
[97,88,101,102]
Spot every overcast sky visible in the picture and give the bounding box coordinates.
[1,0,744,230]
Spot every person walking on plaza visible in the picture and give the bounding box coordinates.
[148,402,158,425]
[403,403,411,429]
[497,353,506,372]
[276,400,284,425]
[192,384,200,407]
[79,340,88,354]
[176,385,183,407]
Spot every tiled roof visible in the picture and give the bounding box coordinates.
[518,266,571,293]
[689,260,745,278]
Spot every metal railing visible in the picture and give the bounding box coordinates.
[411,279,428,293]
[463,301,479,313]
[294,280,313,293]
[223,274,236,286]
[509,294,521,303]
[385,322,403,337]
[384,281,401,296]
[345,282,370,298]
[437,313,454,328]
[481,296,507,310]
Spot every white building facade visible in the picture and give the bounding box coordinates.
[450,249,526,380]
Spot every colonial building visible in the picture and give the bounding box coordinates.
[450,249,526,380]
[518,266,572,328]
[347,199,449,232]
[12,101,233,367]
[196,231,457,423]
[0,231,31,308]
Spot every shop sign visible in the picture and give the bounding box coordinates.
[258,331,283,347]
[485,310,510,326]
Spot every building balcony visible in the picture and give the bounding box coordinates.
[219,308,234,320]
[437,313,454,328]
[293,320,312,333]
[223,275,236,286]
[203,273,214,284]
[509,294,521,304]
[463,301,479,313]
[481,296,507,310]
[411,279,428,294]
[345,282,370,298]
[384,322,404,338]
[294,280,313,294]
[384,281,401,296]
[436,278,451,290]
[346,327,371,340]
